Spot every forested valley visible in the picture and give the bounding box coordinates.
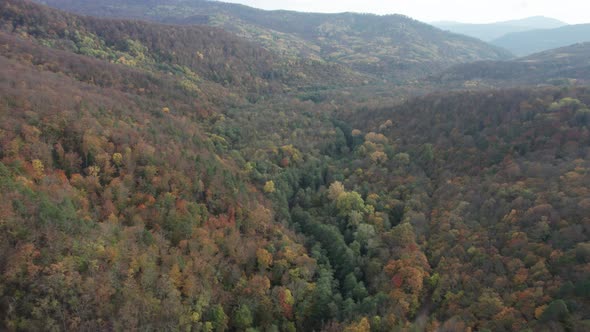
[1,0,589,331]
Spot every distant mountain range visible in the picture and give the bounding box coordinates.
[433,42,590,87]
[432,16,566,41]
[434,16,590,57]
[36,0,512,81]
[491,24,590,56]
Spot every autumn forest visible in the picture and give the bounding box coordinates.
[0,0,589,331]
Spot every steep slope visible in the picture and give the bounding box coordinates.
[0,36,326,332]
[36,0,512,81]
[432,42,590,88]
[433,16,566,42]
[1,0,366,95]
[492,24,590,56]
[0,2,342,330]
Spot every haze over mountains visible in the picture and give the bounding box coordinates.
[1,0,590,331]
[493,24,590,56]
[432,16,567,41]
[434,16,590,56]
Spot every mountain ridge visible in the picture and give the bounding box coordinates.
[432,16,567,42]
[2,0,369,94]
[36,0,513,81]
[492,23,590,56]
[432,42,590,88]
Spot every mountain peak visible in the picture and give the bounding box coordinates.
[498,15,567,28]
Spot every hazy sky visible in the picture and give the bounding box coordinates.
[222,0,590,24]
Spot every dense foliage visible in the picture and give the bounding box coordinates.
[1,0,589,331]
[37,0,512,82]
[434,42,590,89]
[1,0,365,95]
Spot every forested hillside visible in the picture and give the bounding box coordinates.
[0,13,326,332]
[1,0,590,331]
[1,0,366,94]
[340,88,590,331]
[36,0,512,81]
[433,42,590,89]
